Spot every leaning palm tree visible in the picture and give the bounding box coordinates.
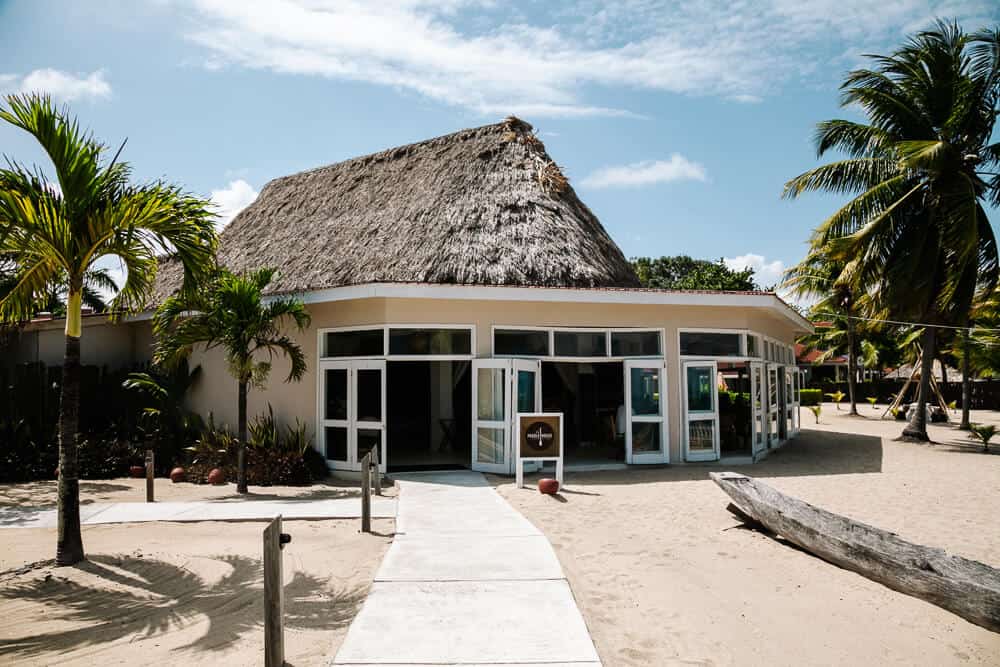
[153,268,310,493]
[784,22,1000,441]
[0,94,217,565]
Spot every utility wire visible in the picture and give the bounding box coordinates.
[813,311,1000,334]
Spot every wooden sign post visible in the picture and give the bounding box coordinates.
[360,451,372,533]
[145,450,154,503]
[264,515,291,667]
[515,413,563,489]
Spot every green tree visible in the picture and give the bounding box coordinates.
[783,22,1000,441]
[153,268,311,493]
[0,94,217,565]
[632,255,759,291]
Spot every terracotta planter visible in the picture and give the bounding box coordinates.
[207,468,226,485]
[169,467,186,483]
[129,465,145,478]
[538,478,560,495]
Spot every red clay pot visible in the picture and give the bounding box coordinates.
[207,468,226,485]
[129,465,145,478]
[538,478,560,495]
[169,467,186,483]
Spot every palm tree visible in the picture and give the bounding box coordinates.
[0,94,217,565]
[783,22,1000,441]
[153,268,310,493]
[784,249,862,415]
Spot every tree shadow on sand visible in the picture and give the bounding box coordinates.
[0,552,367,661]
[0,481,133,509]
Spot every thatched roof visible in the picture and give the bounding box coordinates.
[153,117,639,301]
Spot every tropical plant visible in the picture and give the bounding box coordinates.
[866,396,878,408]
[632,255,759,291]
[968,423,996,452]
[154,268,311,493]
[783,22,1000,442]
[825,390,847,409]
[0,94,217,565]
[123,357,204,464]
[808,404,822,424]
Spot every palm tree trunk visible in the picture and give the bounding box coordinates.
[846,317,858,415]
[903,327,936,442]
[237,380,248,494]
[56,290,85,566]
[960,327,971,429]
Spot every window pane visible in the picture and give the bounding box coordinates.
[517,370,535,413]
[688,420,715,451]
[631,422,661,453]
[553,331,606,357]
[325,426,347,461]
[325,368,348,420]
[612,331,660,356]
[686,365,714,412]
[679,332,741,357]
[477,368,505,420]
[476,427,505,464]
[357,428,381,461]
[495,329,549,356]
[325,329,383,357]
[630,367,661,416]
[389,328,471,355]
[357,369,382,421]
[746,335,760,358]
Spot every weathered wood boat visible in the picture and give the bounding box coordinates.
[710,472,1000,633]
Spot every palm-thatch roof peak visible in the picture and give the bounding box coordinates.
[153,117,639,301]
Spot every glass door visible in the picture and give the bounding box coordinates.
[625,360,668,464]
[317,360,385,472]
[750,361,766,456]
[766,365,780,448]
[319,360,350,470]
[513,359,542,472]
[353,360,386,472]
[790,368,801,435]
[683,361,719,461]
[472,359,511,474]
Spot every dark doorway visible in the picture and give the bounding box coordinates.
[387,361,471,471]
[718,361,753,456]
[542,361,624,464]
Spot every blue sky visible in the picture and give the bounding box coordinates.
[2,0,998,290]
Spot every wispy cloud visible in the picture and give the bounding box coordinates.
[1,69,111,101]
[210,178,259,229]
[581,155,707,189]
[177,0,994,117]
[723,253,786,289]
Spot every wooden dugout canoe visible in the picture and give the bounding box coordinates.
[710,471,1000,633]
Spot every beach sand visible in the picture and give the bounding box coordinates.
[0,518,392,666]
[496,406,1000,666]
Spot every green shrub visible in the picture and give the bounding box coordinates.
[800,388,822,406]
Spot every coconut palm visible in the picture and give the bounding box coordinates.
[783,22,1000,441]
[153,268,310,493]
[0,94,217,565]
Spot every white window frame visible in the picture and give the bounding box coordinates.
[317,324,476,361]
[490,325,665,361]
[624,359,669,464]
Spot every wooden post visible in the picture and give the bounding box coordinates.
[371,445,382,496]
[145,449,154,503]
[264,515,285,667]
[361,451,372,533]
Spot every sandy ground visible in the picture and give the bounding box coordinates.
[0,476,396,509]
[496,405,1000,666]
[0,518,392,666]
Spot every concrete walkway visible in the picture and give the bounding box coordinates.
[332,471,601,666]
[0,496,397,528]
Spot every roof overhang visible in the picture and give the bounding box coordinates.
[291,282,814,333]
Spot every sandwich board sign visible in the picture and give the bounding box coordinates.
[515,412,563,489]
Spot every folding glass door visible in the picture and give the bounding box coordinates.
[471,359,540,474]
[683,361,719,461]
[318,359,386,472]
[624,360,668,464]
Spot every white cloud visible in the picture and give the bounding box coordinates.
[580,155,707,189]
[176,0,994,117]
[723,254,787,289]
[1,69,111,101]
[210,179,259,229]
